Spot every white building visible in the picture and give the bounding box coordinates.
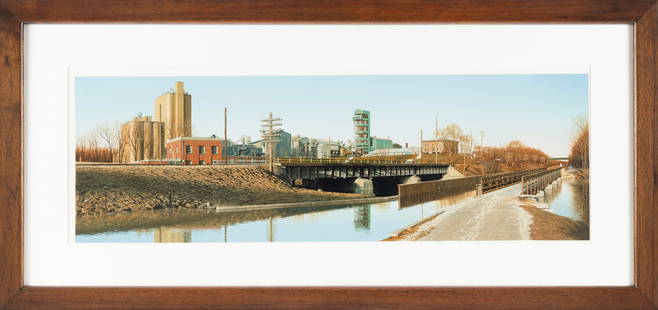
[317,143,341,158]
[364,147,420,157]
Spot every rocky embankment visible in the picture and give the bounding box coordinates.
[76,165,366,215]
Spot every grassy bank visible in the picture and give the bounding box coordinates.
[76,165,367,215]
[520,205,589,240]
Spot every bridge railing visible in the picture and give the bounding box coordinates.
[480,169,545,193]
[276,157,416,165]
[225,158,268,165]
[521,168,562,195]
[398,168,547,207]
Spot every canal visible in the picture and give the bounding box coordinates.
[76,191,474,243]
[541,171,590,224]
[75,171,589,243]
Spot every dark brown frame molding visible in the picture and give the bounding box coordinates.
[0,0,656,309]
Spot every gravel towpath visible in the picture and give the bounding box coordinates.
[413,184,532,241]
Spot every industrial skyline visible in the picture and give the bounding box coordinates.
[75,74,588,157]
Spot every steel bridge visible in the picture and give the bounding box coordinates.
[275,158,449,181]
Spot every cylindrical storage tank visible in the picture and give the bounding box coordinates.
[167,94,175,139]
[184,94,192,137]
[132,121,144,161]
[174,90,185,138]
[143,121,154,160]
[119,123,130,163]
[153,122,164,159]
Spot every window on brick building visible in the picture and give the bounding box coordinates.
[199,145,206,154]
[211,145,218,154]
[186,145,192,154]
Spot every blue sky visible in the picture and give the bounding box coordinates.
[75,74,588,157]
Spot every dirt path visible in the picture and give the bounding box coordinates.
[402,184,533,241]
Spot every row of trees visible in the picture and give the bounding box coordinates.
[475,141,550,173]
[77,121,199,163]
[76,123,126,163]
[569,118,589,169]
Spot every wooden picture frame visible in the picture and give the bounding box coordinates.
[0,0,655,309]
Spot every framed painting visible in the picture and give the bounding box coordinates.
[0,0,656,309]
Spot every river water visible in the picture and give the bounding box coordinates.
[76,191,474,243]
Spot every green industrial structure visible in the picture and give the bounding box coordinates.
[369,136,393,151]
[353,109,371,155]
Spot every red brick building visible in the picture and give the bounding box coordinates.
[421,139,458,155]
[166,137,223,165]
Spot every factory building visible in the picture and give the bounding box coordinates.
[251,130,291,157]
[353,109,371,155]
[291,136,317,158]
[369,136,393,151]
[291,136,344,158]
[154,81,192,140]
[275,130,292,157]
[117,81,193,163]
[317,143,341,158]
[166,136,223,165]
[120,115,166,163]
[227,144,263,157]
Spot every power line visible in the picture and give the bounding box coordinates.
[435,115,439,164]
[260,112,283,173]
[224,107,228,165]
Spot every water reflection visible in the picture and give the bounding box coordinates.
[268,217,276,242]
[542,179,563,205]
[570,178,590,225]
[154,228,192,243]
[545,173,589,223]
[77,190,475,243]
[353,206,371,230]
[399,188,477,209]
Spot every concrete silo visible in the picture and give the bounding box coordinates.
[154,81,192,140]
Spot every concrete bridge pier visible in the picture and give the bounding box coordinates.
[353,178,374,195]
[292,178,317,188]
[404,175,421,184]
[536,190,545,202]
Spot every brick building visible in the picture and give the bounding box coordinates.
[421,139,458,154]
[166,136,223,165]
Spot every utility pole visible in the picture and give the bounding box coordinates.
[464,135,468,166]
[260,112,282,173]
[420,129,423,156]
[435,115,439,164]
[469,132,475,160]
[224,107,228,165]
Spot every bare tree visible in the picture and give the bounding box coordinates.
[110,123,127,163]
[97,123,123,161]
[438,124,471,144]
[569,118,589,169]
[124,123,145,162]
[75,135,88,162]
[75,130,114,162]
